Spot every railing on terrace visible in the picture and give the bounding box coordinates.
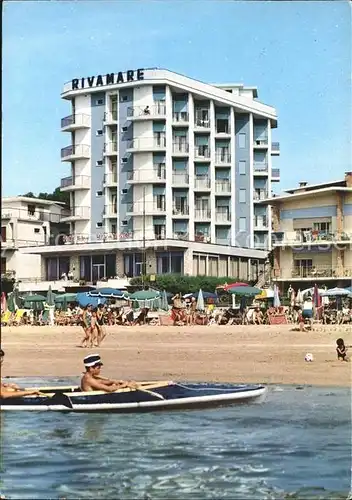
[253,138,268,146]
[271,168,280,177]
[104,110,118,122]
[253,215,268,228]
[195,209,211,220]
[215,210,231,222]
[254,189,268,201]
[172,142,189,154]
[60,175,91,189]
[172,172,189,184]
[271,142,280,152]
[128,136,166,149]
[194,146,210,159]
[172,111,189,123]
[104,142,118,154]
[195,177,211,189]
[104,173,118,184]
[127,103,166,118]
[173,232,189,241]
[172,205,189,216]
[127,169,166,182]
[287,266,352,279]
[253,162,268,173]
[61,144,90,159]
[104,205,118,216]
[215,180,231,193]
[1,208,64,224]
[127,201,166,213]
[61,114,90,129]
[215,152,231,163]
[61,206,91,219]
[272,230,352,245]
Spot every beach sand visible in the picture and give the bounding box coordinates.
[1,324,352,387]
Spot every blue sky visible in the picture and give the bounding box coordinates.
[3,0,351,196]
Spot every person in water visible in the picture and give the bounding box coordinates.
[336,338,349,361]
[80,354,137,392]
[0,349,41,399]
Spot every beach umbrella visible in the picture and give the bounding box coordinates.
[46,286,55,306]
[273,284,281,308]
[255,288,274,300]
[23,293,46,311]
[295,289,303,305]
[196,289,205,311]
[88,287,128,298]
[6,292,16,312]
[313,284,321,307]
[160,290,169,311]
[227,286,261,296]
[55,293,78,304]
[76,292,107,308]
[223,282,249,291]
[320,287,351,297]
[46,285,55,326]
[129,290,160,301]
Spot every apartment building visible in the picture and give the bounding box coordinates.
[1,197,69,281]
[261,173,352,290]
[20,68,281,283]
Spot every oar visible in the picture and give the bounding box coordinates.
[136,387,165,400]
[45,392,73,409]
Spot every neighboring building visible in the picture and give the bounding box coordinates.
[20,67,282,283]
[261,172,352,291]
[1,197,69,281]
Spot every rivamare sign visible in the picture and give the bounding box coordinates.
[71,68,145,90]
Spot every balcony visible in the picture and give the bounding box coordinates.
[104,173,118,186]
[215,210,231,223]
[60,175,90,191]
[172,205,189,216]
[128,169,166,183]
[172,142,189,155]
[127,103,166,120]
[194,177,211,190]
[60,206,90,222]
[194,111,210,129]
[173,232,189,241]
[61,144,90,161]
[103,205,118,218]
[276,266,352,280]
[194,146,210,160]
[271,142,280,155]
[253,162,269,174]
[215,152,231,165]
[216,238,231,246]
[253,189,268,201]
[61,113,90,131]
[172,172,189,185]
[2,208,64,224]
[271,230,352,247]
[215,180,231,194]
[253,215,268,229]
[104,110,118,124]
[195,209,211,221]
[104,142,118,155]
[195,233,211,243]
[253,138,268,148]
[272,168,280,181]
[126,201,166,215]
[172,112,189,124]
[127,136,166,153]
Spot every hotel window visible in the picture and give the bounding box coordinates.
[96,160,103,167]
[96,191,103,197]
[1,258,6,273]
[96,129,103,136]
[27,204,35,216]
[96,222,103,228]
[34,228,40,233]
[239,189,246,203]
[239,133,246,148]
[239,160,246,175]
[95,99,104,105]
[239,218,246,231]
[120,95,128,102]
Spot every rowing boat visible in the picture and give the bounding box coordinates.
[0,381,267,412]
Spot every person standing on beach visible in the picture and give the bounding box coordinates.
[95,305,107,345]
[80,305,92,348]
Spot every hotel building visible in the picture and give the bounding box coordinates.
[261,173,352,291]
[20,68,281,283]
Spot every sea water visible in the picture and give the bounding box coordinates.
[0,381,350,499]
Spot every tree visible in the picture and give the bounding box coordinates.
[22,187,70,206]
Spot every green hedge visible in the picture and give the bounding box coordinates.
[129,274,251,295]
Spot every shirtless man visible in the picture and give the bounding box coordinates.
[0,348,40,399]
[80,354,137,392]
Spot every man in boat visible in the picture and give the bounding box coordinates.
[0,348,41,399]
[81,354,137,392]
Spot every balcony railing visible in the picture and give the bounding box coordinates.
[272,168,280,178]
[195,209,211,220]
[104,142,118,154]
[60,175,90,189]
[127,136,166,150]
[172,111,189,123]
[104,110,118,122]
[128,169,166,182]
[195,177,211,190]
[61,206,91,219]
[2,208,64,223]
[195,233,211,243]
[215,210,231,222]
[215,152,231,164]
[253,215,268,229]
[287,266,352,279]
[104,173,118,185]
[172,205,189,216]
[194,111,210,128]
[127,201,166,213]
[215,180,231,193]
[254,162,268,173]
[271,142,280,152]
[272,230,352,246]
[253,189,268,201]
[61,113,90,129]
[127,103,166,118]
[253,138,268,146]
[194,146,210,159]
[104,205,118,216]
[172,142,189,154]
[61,144,90,159]
[216,238,231,246]
[173,232,189,241]
[172,172,189,185]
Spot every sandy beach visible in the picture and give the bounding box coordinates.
[1,324,351,387]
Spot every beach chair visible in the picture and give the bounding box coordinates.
[1,310,13,326]
[12,309,27,326]
[39,309,50,326]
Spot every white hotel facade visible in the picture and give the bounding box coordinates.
[22,68,280,283]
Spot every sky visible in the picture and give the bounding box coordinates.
[2,0,351,196]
